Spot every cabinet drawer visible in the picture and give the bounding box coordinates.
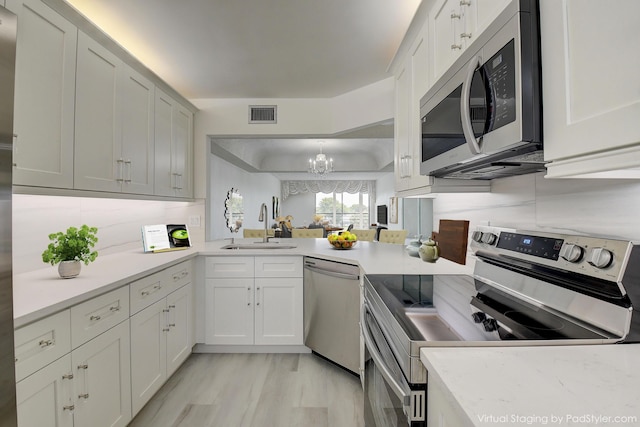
[206,256,254,278]
[255,256,303,278]
[14,310,71,382]
[130,270,167,315]
[164,260,193,294]
[71,286,129,348]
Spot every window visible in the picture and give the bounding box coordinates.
[315,191,370,228]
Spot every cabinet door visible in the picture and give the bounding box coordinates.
[154,89,174,196]
[72,320,131,427]
[121,65,155,195]
[408,29,431,190]
[166,283,192,376]
[394,65,411,192]
[130,299,166,416]
[542,0,640,173]
[8,0,76,189]
[173,103,193,198]
[254,278,303,345]
[205,278,254,345]
[16,355,74,427]
[431,0,462,81]
[74,31,123,192]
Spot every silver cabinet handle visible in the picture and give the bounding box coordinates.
[116,158,125,182]
[451,43,462,50]
[125,159,132,183]
[89,315,101,321]
[63,404,75,411]
[39,339,54,348]
[460,32,472,39]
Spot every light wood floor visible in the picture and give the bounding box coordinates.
[129,353,364,427]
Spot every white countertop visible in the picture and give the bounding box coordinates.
[420,345,640,427]
[14,238,474,327]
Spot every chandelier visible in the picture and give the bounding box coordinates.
[308,141,334,176]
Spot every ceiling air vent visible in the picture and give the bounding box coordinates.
[249,105,277,124]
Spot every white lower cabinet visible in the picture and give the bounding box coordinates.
[15,259,194,426]
[205,256,303,346]
[254,277,302,345]
[130,282,193,416]
[16,320,131,427]
[16,355,74,427]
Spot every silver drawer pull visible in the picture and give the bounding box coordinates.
[168,305,176,309]
[89,315,101,321]
[162,328,170,332]
[168,323,176,327]
[39,339,54,348]
[77,364,88,370]
[110,306,120,312]
[63,404,75,411]
[62,373,74,380]
[163,309,170,313]
[78,393,89,399]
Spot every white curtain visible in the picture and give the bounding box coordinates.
[281,180,375,200]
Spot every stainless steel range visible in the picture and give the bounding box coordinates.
[361,226,640,427]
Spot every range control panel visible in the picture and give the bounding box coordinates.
[470,226,635,282]
[497,232,564,261]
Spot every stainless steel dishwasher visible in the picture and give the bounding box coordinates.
[303,257,360,375]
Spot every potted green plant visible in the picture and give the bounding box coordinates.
[42,225,99,278]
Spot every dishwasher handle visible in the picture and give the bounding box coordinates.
[304,265,359,281]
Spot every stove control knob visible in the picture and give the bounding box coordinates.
[482,318,498,332]
[471,312,486,323]
[472,231,484,243]
[587,247,613,269]
[481,233,497,245]
[560,243,584,263]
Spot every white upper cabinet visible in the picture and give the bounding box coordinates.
[155,89,193,198]
[121,66,155,195]
[429,0,510,82]
[74,31,123,193]
[394,23,432,195]
[10,0,195,197]
[541,0,640,178]
[75,32,157,194]
[8,0,76,189]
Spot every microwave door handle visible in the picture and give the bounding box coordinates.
[460,56,483,155]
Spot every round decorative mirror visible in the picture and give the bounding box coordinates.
[224,188,243,233]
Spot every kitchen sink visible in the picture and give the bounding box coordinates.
[221,242,297,250]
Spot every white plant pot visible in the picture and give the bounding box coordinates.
[58,260,81,279]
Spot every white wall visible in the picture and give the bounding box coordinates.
[375,173,403,230]
[433,172,640,241]
[280,192,316,228]
[13,195,205,274]
[208,153,281,240]
[192,78,395,199]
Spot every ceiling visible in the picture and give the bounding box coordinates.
[65,0,420,175]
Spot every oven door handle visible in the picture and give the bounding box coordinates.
[360,301,412,408]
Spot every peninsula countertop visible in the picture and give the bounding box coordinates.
[14,238,474,327]
[420,345,640,427]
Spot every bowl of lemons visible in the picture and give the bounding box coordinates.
[327,231,358,249]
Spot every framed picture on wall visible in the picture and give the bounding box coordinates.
[389,197,398,224]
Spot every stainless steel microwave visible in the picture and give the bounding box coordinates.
[420,0,543,180]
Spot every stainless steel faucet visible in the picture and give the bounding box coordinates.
[258,203,269,242]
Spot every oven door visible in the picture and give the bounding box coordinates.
[361,302,426,427]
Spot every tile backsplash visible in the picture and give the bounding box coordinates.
[12,194,205,274]
[433,172,640,242]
